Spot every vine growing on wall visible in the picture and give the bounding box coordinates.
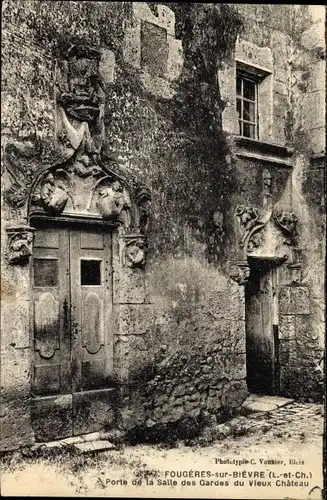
[154,2,244,137]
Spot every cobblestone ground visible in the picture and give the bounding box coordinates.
[1,402,324,499]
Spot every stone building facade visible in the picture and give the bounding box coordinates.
[1,2,325,451]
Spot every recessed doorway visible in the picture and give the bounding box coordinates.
[245,258,280,395]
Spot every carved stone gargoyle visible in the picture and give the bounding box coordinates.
[229,260,251,285]
[96,180,131,223]
[6,225,35,265]
[123,236,148,268]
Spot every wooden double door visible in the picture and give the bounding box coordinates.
[31,223,116,440]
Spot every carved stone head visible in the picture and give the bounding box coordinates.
[6,226,35,265]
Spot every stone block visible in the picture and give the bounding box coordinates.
[115,304,154,335]
[166,37,183,82]
[279,315,296,340]
[0,397,34,451]
[221,380,248,410]
[258,74,274,142]
[274,80,288,96]
[306,60,325,93]
[31,394,73,442]
[271,113,286,145]
[228,284,246,321]
[278,340,297,365]
[74,440,116,454]
[168,405,184,422]
[222,353,247,380]
[235,39,273,71]
[141,21,169,78]
[278,285,310,315]
[1,264,30,301]
[222,106,239,135]
[123,23,141,68]
[133,3,176,37]
[99,49,115,84]
[1,299,29,349]
[230,320,246,353]
[0,346,30,398]
[295,315,320,346]
[219,62,236,104]
[140,70,176,99]
[73,389,116,436]
[305,127,325,155]
[113,266,147,304]
[302,90,326,131]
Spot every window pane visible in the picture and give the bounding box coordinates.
[236,76,242,96]
[81,260,101,286]
[243,101,255,122]
[236,98,242,119]
[34,259,58,287]
[243,79,256,100]
[243,122,256,139]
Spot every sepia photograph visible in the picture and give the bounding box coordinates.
[0,1,325,498]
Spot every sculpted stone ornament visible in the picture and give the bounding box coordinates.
[124,236,148,268]
[235,205,262,250]
[40,172,72,214]
[97,181,131,223]
[135,185,152,234]
[2,139,41,216]
[272,210,298,245]
[235,205,259,233]
[55,44,105,162]
[229,261,250,285]
[73,154,101,177]
[6,226,35,265]
[262,169,272,206]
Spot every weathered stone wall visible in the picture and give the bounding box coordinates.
[1,1,248,449]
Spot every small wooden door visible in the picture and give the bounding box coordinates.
[31,224,115,440]
[245,260,278,395]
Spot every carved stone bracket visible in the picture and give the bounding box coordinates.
[122,235,148,268]
[6,225,35,265]
[229,260,250,285]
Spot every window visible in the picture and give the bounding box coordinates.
[81,260,102,286]
[236,72,259,139]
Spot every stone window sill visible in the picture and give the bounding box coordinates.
[233,136,294,167]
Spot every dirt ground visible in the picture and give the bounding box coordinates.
[0,402,324,499]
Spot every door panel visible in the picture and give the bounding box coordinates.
[70,228,114,435]
[245,261,275,394]
[32,228,71,396]
[70,228,113,394]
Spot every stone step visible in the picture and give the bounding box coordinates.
[242,394,294,413]
[73,440,116,454]
[32,431,117,452]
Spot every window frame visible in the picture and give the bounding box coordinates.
[236,70,260,140]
